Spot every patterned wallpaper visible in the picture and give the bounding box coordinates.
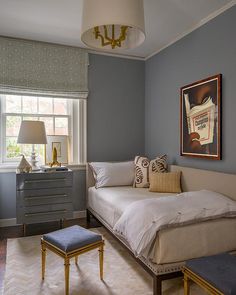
[0,36,89,95]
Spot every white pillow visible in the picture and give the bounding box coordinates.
[89,161,135,188]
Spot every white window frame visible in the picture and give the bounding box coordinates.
[0,92,87,168]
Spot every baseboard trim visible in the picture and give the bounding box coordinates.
[0,210,87,227]
[0,218,17,227]
[73,210,87,219]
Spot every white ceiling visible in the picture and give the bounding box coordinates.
[0,0,235,59]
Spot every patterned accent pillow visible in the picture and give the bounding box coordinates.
[133,156,150,188]
[133,155,168,188]
[149,154,168,174]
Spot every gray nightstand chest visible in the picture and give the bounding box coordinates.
[16,170,73,235]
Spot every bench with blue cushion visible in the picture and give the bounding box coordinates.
[183,253,236,295]
[41,225,104,295]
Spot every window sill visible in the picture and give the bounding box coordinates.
[0,163,86,173]
[67,164,86,171]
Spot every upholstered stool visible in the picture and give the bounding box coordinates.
[182,253,236,295]
[41,225,104,295]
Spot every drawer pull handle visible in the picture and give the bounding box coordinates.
[24,178,66,184]
[24,194,67,201]
[25,209,67,217]
[25,202,71,208]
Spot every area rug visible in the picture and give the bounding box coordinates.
[3,228,206,295]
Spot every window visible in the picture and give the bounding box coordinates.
[0,93,86,166]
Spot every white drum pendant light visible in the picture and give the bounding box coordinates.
[81,0,145,50]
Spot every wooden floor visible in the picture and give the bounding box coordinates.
[0,217,101,293]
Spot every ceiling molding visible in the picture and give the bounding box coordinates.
[145,0,236,60]
[87,49,145,61]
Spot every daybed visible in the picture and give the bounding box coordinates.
[86,164,236,295]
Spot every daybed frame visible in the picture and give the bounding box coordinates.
[86,164,236,295]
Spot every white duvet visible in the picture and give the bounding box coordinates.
[113,190,236,257]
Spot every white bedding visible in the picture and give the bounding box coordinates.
[113,190,236,257]
[88,186,176,227]
[88,186,236,264]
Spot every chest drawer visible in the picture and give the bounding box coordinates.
[17,203,73,224]
[17,187,72,207]
[16,171,73,190]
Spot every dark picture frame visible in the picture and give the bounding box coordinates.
[180,74,222,160]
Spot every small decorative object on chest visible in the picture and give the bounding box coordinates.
[17,155,32,173]
[49,147,61,167]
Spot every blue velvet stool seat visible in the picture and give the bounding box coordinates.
[41,225,104,295]
[182,253,236,295]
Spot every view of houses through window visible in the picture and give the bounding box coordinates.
[0,94,72,163]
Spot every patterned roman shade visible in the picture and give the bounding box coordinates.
[0,36,89,99]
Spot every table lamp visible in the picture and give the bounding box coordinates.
[17,120,47,171]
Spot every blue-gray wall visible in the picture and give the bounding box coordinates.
[145,6,236,174]
[88,54,145,161]
[0,53,145,220]
[0,173,16,219]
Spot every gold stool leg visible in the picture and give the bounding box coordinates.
[41,241,46,280]
[99,243,104,280]
[64,257,70,295]
[184,274,190,295]
[75,256,78,265]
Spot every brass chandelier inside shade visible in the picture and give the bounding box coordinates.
[81,0,145,50]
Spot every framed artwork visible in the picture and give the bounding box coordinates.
[180,74,222,160]
[45,135,68,164]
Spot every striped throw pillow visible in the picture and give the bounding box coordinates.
[149,171,182,193]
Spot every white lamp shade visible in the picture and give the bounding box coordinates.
[17,121,47,144]
[81,0,145,50]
